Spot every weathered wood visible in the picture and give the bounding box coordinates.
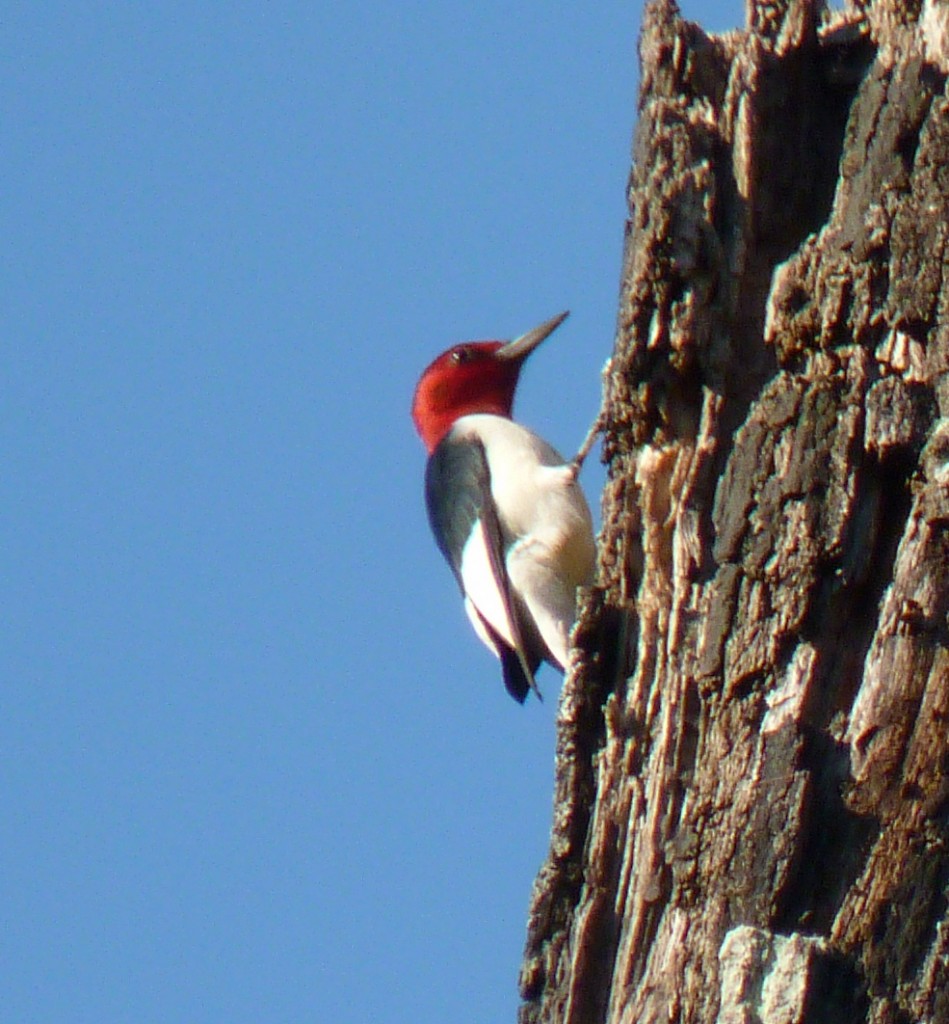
[519,0,949,1021]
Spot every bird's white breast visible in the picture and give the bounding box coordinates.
[451,414,596,669]
[451,414,590,548]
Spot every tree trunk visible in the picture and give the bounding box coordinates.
[519,1,949,1021]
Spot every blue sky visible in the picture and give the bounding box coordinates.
[4,3,743,1021]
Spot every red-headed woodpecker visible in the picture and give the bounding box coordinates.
[411,311,596,703]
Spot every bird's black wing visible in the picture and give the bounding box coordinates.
[424,435,541,702]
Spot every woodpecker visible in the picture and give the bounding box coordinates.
[411,311,596,703]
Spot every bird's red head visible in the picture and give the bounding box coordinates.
[411,311,569,453]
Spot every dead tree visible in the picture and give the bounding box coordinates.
[519,0,949,1021]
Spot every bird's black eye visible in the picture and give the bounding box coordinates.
[450,346,472,364]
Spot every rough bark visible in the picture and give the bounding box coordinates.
[519,1,949,1021]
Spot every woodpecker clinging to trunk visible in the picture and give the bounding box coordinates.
[411,311,596,703]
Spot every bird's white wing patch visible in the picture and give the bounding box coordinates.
[463,597,500,658]
[459,520,518,654]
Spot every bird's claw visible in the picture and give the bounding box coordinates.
[570,414,605,476]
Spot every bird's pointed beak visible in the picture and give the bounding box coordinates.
[497,310,570,362]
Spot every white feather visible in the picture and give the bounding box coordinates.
[450,414,595,670]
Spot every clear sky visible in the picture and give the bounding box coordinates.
[5,3,743,1022]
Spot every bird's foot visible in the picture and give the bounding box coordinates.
[568,414,605,479]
